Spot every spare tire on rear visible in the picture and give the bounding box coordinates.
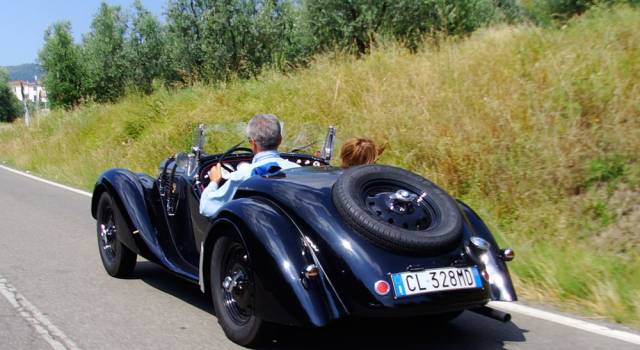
[332,165,463,254]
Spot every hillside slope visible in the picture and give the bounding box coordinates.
[3,63,43,81]
[1,6,639,325]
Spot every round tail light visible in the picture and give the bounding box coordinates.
[481,270,490,281]
[374,280,390,295]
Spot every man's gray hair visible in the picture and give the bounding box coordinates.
[246,114,282,150]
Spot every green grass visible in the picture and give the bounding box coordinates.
[1,5,639,326]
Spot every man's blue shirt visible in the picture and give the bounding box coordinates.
[199,150,300,218]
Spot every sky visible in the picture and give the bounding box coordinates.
[0,0,166,66]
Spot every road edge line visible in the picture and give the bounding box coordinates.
[0,275,81,350]
[0,165,91,197]
[488,301,640,345]
[2,164,640,345]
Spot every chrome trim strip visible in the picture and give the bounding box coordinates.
[198,242,205,293]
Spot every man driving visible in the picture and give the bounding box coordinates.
[199,114,300,218]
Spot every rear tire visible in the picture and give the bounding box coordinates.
[210,236,271,347]
[95,192,137,278]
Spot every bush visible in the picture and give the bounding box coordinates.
[306,0,507,54]
[585,155,627,187]
[523,0,639,24]
[0,69,22,122]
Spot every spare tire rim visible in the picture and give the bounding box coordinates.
[363,182,438,231]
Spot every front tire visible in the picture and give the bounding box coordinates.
[95,192,136,278]
[210,236,270,347]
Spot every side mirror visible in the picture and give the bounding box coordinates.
[321,125,336,162]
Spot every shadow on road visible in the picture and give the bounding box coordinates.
[262,314,527,350]
[132,261,214,314]
[133,261,527,349]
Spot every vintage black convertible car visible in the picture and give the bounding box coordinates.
[91,125,517,346]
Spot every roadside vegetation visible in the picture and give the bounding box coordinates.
[1,2,639,326]
[0,68,21,122]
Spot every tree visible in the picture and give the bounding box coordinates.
[202,0,266,80]
[38,21,84,109]
[249,1,313,72]
[305,0,390,55]
[165,0,211,82]
[126,0,167,93]
[0,69,21,122]
[385,0,497,50]
[304,0,500,54]
[82,2,128,102]
[200,0,310,81]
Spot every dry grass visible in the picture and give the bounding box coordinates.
[1,6,639,326]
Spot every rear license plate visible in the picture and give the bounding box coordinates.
[390,266,482,298]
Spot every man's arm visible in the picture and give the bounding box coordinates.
[198,164,250,217]
[199,178,235,217]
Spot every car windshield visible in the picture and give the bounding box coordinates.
[193,121,329,157]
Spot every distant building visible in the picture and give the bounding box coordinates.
[9,80,48,104]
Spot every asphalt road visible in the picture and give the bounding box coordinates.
[0,166,639,350]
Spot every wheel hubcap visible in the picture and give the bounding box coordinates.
[387,189,419,213]
[222,270,247,293]
[221,243,253,325]
[365,183,436,231]
[98,208,118,261]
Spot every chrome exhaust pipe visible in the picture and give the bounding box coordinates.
[470,306,511,322]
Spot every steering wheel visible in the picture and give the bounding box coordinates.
[218,145,254,173]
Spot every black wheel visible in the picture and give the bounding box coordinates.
[210,236,270,347]
[95,192,137,278]
[332,164,463,254]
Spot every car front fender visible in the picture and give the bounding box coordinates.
[92,168,194,279]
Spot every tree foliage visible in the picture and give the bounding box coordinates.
[0,69,22,122]
[305,0,504,54]
[38,21,85,109]
[305,0,389,55]
[522,0,638,24]
[82,3,128,102]
[126,0,167,93]
[38,0,627,109]
[201,0,307,80]
[165,0,210,82]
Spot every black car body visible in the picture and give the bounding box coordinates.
[91,126,517,346]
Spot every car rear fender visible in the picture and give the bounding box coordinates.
[458,201,518,302]
[200,197,347,327]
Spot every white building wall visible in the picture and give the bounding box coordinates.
[9,82,48,103]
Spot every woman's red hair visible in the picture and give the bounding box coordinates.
[340,138,384,168]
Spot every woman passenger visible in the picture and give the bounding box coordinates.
[340,138,384,168]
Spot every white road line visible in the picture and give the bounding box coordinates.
[489,301,640,345]
[0,165,91,197]
[0,275,81,350]
[2,164,640,345]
